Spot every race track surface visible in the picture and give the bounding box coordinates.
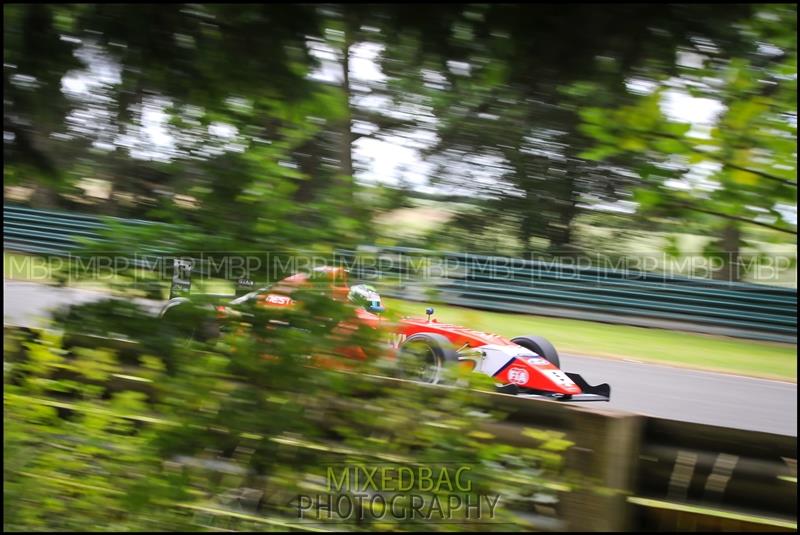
[4,280,797,436]
[561,353,796,436]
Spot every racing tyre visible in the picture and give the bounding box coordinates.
[160,298,219,343]
[511,335,560,368]
[398,333,459,385]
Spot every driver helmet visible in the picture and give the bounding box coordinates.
[347,284,384,313]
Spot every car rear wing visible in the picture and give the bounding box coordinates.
[168,257,256,300]
[169,258,193,299]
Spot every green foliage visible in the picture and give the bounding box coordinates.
[377,4,762,253]
[4,330,194,531]
[576,3,797,278]
[4,291,575,531]
[5,4,370,253]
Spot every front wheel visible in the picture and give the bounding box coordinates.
[511,335,560,368]
[397,333,459,385]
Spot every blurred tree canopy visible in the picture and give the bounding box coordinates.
[576,3,797,278]
[5,4,363,253]
[373,4,791,257]
[3,3,796,270]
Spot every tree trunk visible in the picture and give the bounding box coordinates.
[519,211,535,258]
[716,222,741,283]
[551,182,578,253]
[340,26,354,206]
[30,184,59,209]
[293,137,323,203]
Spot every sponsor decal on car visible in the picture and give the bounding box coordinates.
[507,367,530,385]
[526,357,550,366]
[265,294,292,305]
[542,369,576,387]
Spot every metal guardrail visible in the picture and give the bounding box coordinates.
[4,325,797,532]
[3,204,153,254]
[336,248,798,344]
[3,204,797,343]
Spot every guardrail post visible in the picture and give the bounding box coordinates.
[561,407,643,531]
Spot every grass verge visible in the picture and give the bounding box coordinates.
[386,298,797,381]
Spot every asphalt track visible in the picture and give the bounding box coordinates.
[4,280,797,436]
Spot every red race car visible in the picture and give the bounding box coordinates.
[161,265,610,402]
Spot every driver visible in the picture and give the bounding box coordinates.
[347,284,385,313]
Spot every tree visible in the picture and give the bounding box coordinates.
[578,3,797,281]
[4,4,85,203]
[4,4,375,252]
[371,4,757,255]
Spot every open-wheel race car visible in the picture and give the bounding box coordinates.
[160,265,610,402]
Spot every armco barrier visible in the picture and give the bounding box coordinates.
[335,248,797,344]
[4,325,797,532]
[3,204,797,343]
[3,203,151,255]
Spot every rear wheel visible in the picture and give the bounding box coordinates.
[397,333,459,385]
[511,335,560,368]
[160,298,219,344]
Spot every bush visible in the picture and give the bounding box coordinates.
[4,293,573,531]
